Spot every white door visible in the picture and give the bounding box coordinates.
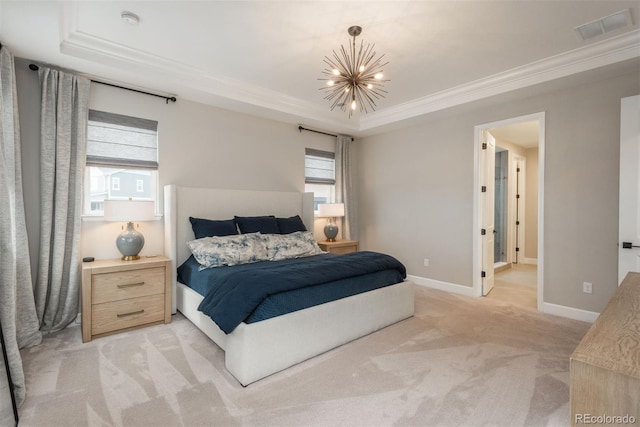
[513,157,525,264]
[618,95,640,284]
[482,130,496,295]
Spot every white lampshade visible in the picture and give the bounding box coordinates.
[318,203,345,218]
[104,200,155,222]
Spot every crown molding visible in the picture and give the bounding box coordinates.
[61,30,329,114]
[60,30,357,132]
[58,4,356,132]
[58,3,638,134]
[360,29,640,131]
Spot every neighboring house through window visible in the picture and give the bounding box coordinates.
[305,148,335,212]
[85,110,159,215]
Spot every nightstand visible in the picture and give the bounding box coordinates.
[81,256,172,342]
[318,240,359,255]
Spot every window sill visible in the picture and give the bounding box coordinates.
[82,214,163,222]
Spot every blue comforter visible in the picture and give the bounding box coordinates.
[197,251,406,334]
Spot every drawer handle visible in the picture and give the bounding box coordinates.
[117,282,145,289]
[117,309,144,318]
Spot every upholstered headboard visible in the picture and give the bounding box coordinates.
[163,185,315,313]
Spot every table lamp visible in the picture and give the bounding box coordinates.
[104,199,155,260]
[318,203,345,242]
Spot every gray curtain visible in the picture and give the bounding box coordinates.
[335,135,357,240]
[0,46,42,406]
[35,67,90,333]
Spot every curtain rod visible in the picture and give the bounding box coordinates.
[298,125,353,141]
[28,63,177,104]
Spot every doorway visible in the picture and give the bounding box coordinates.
[494,148,508,266]
[473,113,545,311]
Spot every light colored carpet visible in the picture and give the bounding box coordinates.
[487,264,538,309]
[18,285,589,427]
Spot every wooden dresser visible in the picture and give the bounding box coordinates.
[81,256,172,342]
[570,272,640,426]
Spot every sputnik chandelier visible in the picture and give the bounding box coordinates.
[320,25,389,117]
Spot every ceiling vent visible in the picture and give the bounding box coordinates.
[574,9,633,41]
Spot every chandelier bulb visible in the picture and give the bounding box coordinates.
[327,80,335,86]
[367,83,373,89]
[359,65,365,72]
[345,87,350,93]
[351,100,357,110]
[332,69,340,76]
[374,73,383,80]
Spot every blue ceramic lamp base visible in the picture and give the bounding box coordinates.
[116,221,145,261]
[323,217,339,242]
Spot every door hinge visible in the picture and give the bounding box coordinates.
[481,186,487,193]
[515,247,520,252]
[516,220,520,225]
[481,271,486,278]
[481,228,486,235]
[517,167,521,172]
[482,142,487,149]
[516,194,520,199]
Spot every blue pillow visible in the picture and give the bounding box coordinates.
[277,215,307,234]
[234,215,280,234]
[189,217,238,239]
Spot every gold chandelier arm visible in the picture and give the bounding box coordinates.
[319,25,389,117]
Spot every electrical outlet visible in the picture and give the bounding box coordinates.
[423,258,429,267]
[583,282,593,294]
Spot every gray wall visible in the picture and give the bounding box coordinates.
[357,69,639,313]
[15,57,333,263]
[15,58,41,284]
[16,54,639,314]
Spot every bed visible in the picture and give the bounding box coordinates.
[163,185,414,386]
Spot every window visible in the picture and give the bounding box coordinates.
[85,110,158,215]
[90,201,104,211]
[305,148,335,212]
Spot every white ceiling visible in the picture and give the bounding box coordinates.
[1,1,639,136]
[491,121,539,149]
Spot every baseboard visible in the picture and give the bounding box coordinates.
[543,302,599,323]
[523,258,538,265]
[408,275,474,297]
[409,274,599,322]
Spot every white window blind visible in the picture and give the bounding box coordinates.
[87,110,158,169]
[305,148,335,184]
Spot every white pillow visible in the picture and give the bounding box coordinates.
[187,233,268,269]
[263,231,324,261]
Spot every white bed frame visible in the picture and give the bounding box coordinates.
[164,185,414,386]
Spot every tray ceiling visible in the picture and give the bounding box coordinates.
[1,1,639,135]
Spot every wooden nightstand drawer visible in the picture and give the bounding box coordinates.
[92,293,165,336]
[318,240,359,254]
[82,257,171,342]
[329,245,357,255]
[92,267,165,304]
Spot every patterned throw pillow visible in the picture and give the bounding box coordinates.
[263,231,324,261]
[187,233,268,269]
